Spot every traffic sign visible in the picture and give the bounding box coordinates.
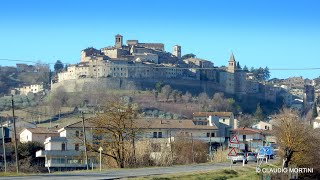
[239,143,245,150]
[258,147,266,155]
[229,135,239,144]
[264,146,273,156]
[228,147,237,156]
[229,134,239,144]
[228,143,240,148]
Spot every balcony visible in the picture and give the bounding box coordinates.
[36,150,81,157]
[192,137,224,143]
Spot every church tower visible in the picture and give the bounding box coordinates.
[115,34,123,48]
[227,52,236,73]
[172,45,181,59]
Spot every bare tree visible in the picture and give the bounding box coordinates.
[210,93,233,112]
[88,99,141,168]
[172,90,179,103]
[184,91,193,103]
[272,108,318,168]
[237,114,254,127]
[172,132,208,164]
[48,86,69,114]
[198,92,209,110]
[161,85,172,102]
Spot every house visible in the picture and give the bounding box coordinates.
[231,127,266,152]
[252,121,272,130]
[35,123,95,171]
[35,118,219,170]
[192,112,237,142]
[16,84,44,95]
[0,126,11,143]
[35,136,88,172]
[20,127,59,144]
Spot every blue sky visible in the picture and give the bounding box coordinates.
[0,0,320,79]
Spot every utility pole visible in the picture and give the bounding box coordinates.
[12,95,19,173]
[81,112,89,170]
[191,133,194,163]
[1,119,7,172]
[209,132,212,161]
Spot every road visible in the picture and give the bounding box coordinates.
[0,161,265,180]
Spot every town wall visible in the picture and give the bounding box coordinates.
[51,77,224,95]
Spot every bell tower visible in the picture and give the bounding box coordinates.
[172,45,181,59]
[115,34,123,48]
[227,52,236,73]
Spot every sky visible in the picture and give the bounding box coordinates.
[0,0,320,79]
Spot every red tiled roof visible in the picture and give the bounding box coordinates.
[232,127,263,135]
[65,118,218,130]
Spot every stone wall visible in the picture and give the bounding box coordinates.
[51,77,224,95]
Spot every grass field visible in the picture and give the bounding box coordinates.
[128,167,260,180]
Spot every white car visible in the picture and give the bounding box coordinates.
[232,152,248,164]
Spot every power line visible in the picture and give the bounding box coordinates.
[1,58,320,71]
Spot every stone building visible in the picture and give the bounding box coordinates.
[172,45,181,59]
[16,84,44,95]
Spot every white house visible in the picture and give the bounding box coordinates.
[35,124,94,171]
[36,136,88,172]
[252,121,272,130]
[20,127,59,144]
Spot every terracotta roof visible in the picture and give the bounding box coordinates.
[136,119,217,130]
[193,112,233,117]
[24,127,59,134]
[232,127,263,135]
[65,118,217,130]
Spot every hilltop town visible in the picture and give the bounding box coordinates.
[1,34,320,178]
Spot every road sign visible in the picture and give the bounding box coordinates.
[264,146,273,156]
[228,147,237,156]
[228,143,240,148]
[258,147,266,155]
[229,134,239,144]
[239,143,245,150]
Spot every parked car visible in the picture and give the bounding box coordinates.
[246,152,257,162]
[232,152,248,164]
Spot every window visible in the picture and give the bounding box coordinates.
[243,135,246,141]
[207,133,210,137]
[75,130,83,138]
[265,126,268,130]
[153,132,157,138]
[211,132,215,137]
[62,143,66,151]
[75,144,79,151]
[158,132,162,138]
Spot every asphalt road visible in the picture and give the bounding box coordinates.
[0,161,263,180]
